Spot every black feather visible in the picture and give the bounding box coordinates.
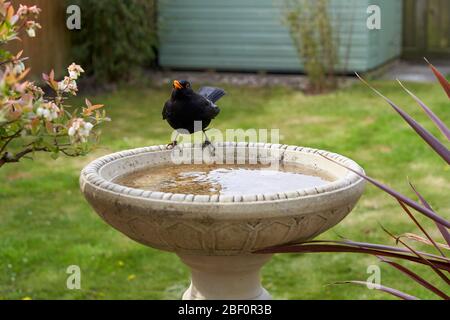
[162,82,225,134]
[198,87,226,103]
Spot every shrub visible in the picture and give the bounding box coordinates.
[282,0,340,93]
[70,0,157,83]
[0,1,108,168]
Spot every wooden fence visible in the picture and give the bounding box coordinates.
[9,0,71,79]
[403,0,450,58]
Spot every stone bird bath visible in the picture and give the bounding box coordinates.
[80,143,365,300]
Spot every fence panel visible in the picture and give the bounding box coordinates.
[9,0,71,79]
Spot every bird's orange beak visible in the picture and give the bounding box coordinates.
[173,80,183,90]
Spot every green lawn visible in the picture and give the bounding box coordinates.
[1,80,449,300]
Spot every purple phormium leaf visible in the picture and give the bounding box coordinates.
[303,239,449,261]
[319,153,450,228]
[356,73,450,164]
[397,80,450,140]
[255,243,450,272]
[397,200,445,257]
[378,256,449,300]
[381,226,450,286]
[335,281,419,300]
[409,182,450,247]
[339,239,450,262]
[424,58,450,99]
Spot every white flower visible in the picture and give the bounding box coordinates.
[68,127,76,137]
[17,5,41,18]
[25,21,41,38]
[26,27,35,38]
[58,76,78,95]
[28,6,41,16]
[36,102,60,121]
[26,82,45,97]
[67,80,78,94]
[68,118,94,143]
[17,5,29,18]
[68,63,84,80]
[57,78,68,91]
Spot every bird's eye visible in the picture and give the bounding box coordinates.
[186,83,190,88]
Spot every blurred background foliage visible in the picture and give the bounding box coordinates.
[69,0,157,83]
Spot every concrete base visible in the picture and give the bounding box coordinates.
[178,254,273,300]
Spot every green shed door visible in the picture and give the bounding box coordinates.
[158,0,403,72]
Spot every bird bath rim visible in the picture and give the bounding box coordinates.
[80,142,364,208]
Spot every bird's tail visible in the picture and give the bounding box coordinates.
[198,87,226,103]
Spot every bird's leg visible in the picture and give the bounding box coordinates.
[167,133,179,149]
[202,130,215,152]
[167,141,178,149]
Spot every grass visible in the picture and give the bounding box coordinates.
[0,80,449,300]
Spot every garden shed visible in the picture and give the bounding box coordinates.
[158,0,403,72]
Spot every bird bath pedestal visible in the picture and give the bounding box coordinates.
[80,143,365,300]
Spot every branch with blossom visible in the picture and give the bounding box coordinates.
[0,1,109,168]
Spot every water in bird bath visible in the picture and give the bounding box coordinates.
[114,163,335,196]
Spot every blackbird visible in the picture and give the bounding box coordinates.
[163,80,226,149]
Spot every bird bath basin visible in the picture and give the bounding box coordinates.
[80,143,365,300]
